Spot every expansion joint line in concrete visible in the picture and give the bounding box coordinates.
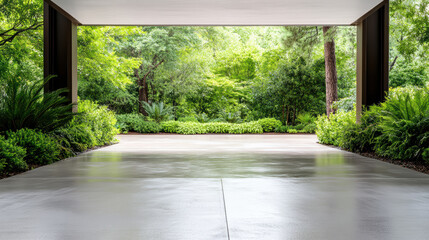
[221,179,231,240]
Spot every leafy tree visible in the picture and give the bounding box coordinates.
[254,57,325,124]
[119,27,199,115]
[77,26,140,113]
[0,0,42,46]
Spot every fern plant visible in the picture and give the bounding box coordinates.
[142,102,173,123]
[375,87,429,161]
[0,76,75,132]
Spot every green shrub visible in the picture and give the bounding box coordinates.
[258,118,282,132]
[315,110,356,146]
[116,114,142,132]
[218,111,242,123]
[292,124,304,130]
[115,122,129,134]
[205,122,232,133]
[177,116,199,122]
[142,102,173,123]
[55,124,98,152]
[275,125,289,133]
[196,113,210,123]
[229,122,263,134]
[0,136,28,173]
[423,148,429,164]
[374,87,429,161]
[161,121,180,133]
[116,113,160,133]
[297,113,316,125]
[176,122,207,134]
[170,122,263,134]
[301,123,317,133]
[134,121,161,133]
[338,106,382,152]
[287,129,298,134]
[315,86,429,164]
[0,76,75,132]
[6,129,60,165]
[74,100,118,145]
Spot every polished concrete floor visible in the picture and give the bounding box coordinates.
[0,135,428,240]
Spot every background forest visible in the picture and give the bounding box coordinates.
[1,0,427,125]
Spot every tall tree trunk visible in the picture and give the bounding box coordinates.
[136,67,149,116]
[140,75,149,115]
[281,105,286,124]
[323,26,338,117]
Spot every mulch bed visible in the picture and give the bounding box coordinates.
[359,152,429,175]
[321,143,429,175]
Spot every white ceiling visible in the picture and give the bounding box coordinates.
[51,0,383,26]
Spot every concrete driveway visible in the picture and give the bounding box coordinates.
[0,134,428,240]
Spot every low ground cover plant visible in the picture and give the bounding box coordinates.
[316,86,429,164]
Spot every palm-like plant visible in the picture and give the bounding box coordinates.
[0,76,75,132]
[142,101,173,123]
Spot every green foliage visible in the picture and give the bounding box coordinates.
[287,129,298,134]
[161,121,263,134]
[258,118,282,132]
[316,86,429,164]
[252,57,325,124]
[338,106,382,152]
[73,100,118,145]
[0,135,27,173]
[297,113,316,125]
[423,148,429,164]
[133,121,161,133]
[301,123,317,133]
[51,124,96,154]
[6,128,60,165]
[176,122,208,134]
[161,121,180,133]
[142,102,173,123]
[390,63,428,88]
[116,113,160,133]
[205,122,232,133]
[275,125,289,133]
[50,100,119,156]
[177,116,199,122]
[0,0,42,47]
[374,87,429,161]
[196,113,210,123]
[218,111,243,123]
[0,76,75,132]
[315,110,357,146]
[228,122,263,134]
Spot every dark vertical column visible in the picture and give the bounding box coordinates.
[44,2,78,110]
[356,0,389,120]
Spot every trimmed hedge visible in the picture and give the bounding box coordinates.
[160,121,263,134]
